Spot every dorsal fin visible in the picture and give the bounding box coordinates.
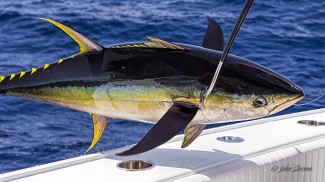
[112,36,186,50]
[202,17,224,51]
[40,18,103,54]
[146,36,186,50]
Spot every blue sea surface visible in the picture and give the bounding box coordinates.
[0,0,324,174]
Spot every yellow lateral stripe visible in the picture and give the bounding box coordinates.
[10,74,16,80]
[20,71,26,79]
[0,76,5,83]
[43,64,50,70]
[31,68,38,75]
[58,59,64,64]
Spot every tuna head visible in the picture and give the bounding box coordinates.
[202,53,304,123]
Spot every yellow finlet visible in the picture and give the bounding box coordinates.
[10,74,16,80]
[85,114,109,154]
[0,76,5,83]
[19,71,26,79]
[58,58,64,64]
[43,64,50,70]
[40,18,102,54]
[31,68,38,75]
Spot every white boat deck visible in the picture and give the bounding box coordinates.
[1,108,325,182]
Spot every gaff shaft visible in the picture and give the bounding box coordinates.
[202,0,254,103]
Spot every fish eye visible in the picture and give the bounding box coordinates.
[253,96,268,108]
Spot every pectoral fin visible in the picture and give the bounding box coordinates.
[117,102,199,156]
[181,124,207,148]
[85,114,109,153]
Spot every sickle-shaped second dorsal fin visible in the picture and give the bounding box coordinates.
[40,18,103,54]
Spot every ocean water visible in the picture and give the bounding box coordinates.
[0,0,324,174]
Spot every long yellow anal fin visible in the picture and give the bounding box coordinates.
[181,124,207,148]
[40,18,103,54]
[85,114,109,153]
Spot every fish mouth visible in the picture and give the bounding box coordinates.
[268,93,304,115]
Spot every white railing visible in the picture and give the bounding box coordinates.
[1,108,325,182]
